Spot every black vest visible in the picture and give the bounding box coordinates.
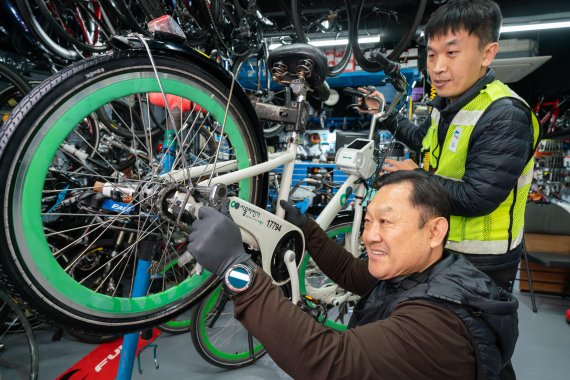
[348,251,519,380]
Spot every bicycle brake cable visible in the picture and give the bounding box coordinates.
[134,33,195,189]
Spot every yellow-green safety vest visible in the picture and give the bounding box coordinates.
[421,80,540,254]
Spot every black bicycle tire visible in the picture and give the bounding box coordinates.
[14,0,82,61]
[0,290,39,380]
[30,0,111,54]
[110,0,151,35]
[96,99,164,140]
[290,1,352,76]
[290,0,306,43]
[98,0,138,30]
[136,0,166,20]
[0,63,32,95]
[0,64,32,130]
[349,0,427,72]
[0,50,265,334]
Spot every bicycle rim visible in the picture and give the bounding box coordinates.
[0,50,265,333]
[190,285,266,368]
[298,217,362,330]
[0,290,39,380]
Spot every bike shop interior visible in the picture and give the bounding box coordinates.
[0,1,569,379]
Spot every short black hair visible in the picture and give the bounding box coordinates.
[424,0,502,48]
[375,171,451,244]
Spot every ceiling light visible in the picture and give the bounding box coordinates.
[269,35,380,50]
[501,21,570,33]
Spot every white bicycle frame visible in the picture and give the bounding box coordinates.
[167,109,389,305]
[165,77,403,305]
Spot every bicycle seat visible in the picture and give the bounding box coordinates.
[268,43,329,100]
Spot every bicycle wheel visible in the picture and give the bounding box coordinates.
[157,307,193,334]
[31,0,113,54]
[0,63,32,129]
[0,49,267,334]
[290,0,352,77]
[190,284,266,369]
[298,215,363,330]
[0,290,39,380]
[348,0,427,72]
[0,63,32,95]
[15,0,82,61]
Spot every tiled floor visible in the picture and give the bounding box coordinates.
[14,284,570,379]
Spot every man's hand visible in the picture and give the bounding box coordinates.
[279,200,307,228]
[187,206,249,278]
[382,158,419,173]
[356,88,385,115]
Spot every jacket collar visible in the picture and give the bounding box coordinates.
[386,252,448,290]
[429,68,496,115]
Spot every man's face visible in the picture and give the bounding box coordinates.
[362,183,440,280]
[427,28,496,101]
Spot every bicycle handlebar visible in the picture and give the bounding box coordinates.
[370,49,400,76]
[342,87,384,112]
[342,87,369,98]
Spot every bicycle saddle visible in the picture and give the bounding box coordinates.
[268,43,330,101]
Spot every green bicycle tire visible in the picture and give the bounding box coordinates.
[0,50,266,334]
[299,216,362,331]
[190,284,267,369]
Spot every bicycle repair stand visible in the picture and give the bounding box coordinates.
[116,107,181,379]
[117,237,160,379]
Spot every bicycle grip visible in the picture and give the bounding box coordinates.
[370,49,400,75]
[342,87,367,98]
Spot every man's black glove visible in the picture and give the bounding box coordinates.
[279,200,307,228]
[187,206,249,278]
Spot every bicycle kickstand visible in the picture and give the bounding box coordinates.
[136,328,159,375]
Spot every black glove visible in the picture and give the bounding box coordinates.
[279,200,307,228]
[187,206,249,278]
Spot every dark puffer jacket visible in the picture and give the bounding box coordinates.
[382,69,535,217]
[348,251,519,380]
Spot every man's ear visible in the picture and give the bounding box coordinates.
[428,217,449,249]
[482,42,499,67]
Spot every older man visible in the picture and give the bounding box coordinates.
[187,171,518,379]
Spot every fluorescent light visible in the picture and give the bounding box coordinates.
[269,35,380,50]
[501,21,570,33]
[309,38,349,47]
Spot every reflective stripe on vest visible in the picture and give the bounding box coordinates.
[422,80,540,255]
